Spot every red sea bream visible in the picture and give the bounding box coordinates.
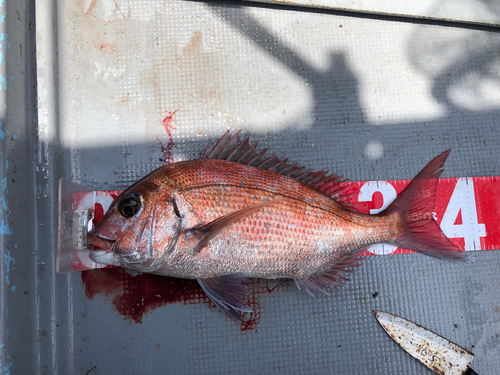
[88,131,470,321]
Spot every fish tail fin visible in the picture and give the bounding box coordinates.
[383,150,472,262]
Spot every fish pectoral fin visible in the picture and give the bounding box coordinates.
[189,198,286,253]
[295,250,366,299]
[198,273,252,322]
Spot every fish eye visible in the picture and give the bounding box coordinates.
[118,196,141,218]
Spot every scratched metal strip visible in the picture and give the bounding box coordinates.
[247,0,500,27]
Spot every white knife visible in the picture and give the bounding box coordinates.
[374,310,478,375]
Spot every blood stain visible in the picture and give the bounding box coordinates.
[240,279,291,331]
[162,109,178,138]
[240,279,262,331]
[266,279,289,293]
[155,108,179,165]
[154,136,176,165]
[81,269,291,330]
[81,268,211,324]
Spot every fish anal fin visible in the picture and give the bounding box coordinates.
[295,251,365,298]
[198,273,252,322]
[200,131,368,212]
[190,198,285,253]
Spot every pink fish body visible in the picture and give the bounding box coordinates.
[89,131,469,321]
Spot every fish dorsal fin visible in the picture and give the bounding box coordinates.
[201,130,367,212]
[295,250,365,299]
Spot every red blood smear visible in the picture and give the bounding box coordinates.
[154,136,176,165]
[156,108,178,164]
[81,268,210,323]
[240,279,262,331]
[162,109,178,138]
[238,279,290,331]
[81,268,291,330]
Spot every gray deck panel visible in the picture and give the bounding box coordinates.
[1,0,499,373]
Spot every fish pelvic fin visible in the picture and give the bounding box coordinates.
[198,273,252,322]
[295,250,365,298]
[383,150,472,262]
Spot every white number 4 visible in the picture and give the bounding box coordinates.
[440,178,486,250]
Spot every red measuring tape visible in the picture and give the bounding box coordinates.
[72,176,499,271]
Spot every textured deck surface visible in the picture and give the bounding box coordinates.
[2,0,500,373]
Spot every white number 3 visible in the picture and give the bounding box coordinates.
[358,181,398,255]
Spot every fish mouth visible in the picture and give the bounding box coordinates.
[89,250,122,266]
[88,234,116,251]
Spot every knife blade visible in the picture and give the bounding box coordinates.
[373,310,478,375]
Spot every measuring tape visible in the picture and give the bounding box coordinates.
[352,177,495,255]
[70,176,498,271]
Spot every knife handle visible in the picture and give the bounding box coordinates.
[465,368,479,375]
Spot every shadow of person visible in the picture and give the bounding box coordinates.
[204,3,365,127]
[199,2,372,171]
[312,52,364,128]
